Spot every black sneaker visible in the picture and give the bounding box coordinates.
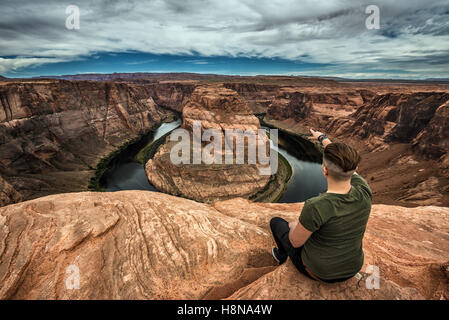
[272,247,287,264]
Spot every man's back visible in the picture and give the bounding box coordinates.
[299,174,372,280]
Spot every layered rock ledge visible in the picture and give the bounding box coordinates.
[0,191,447,299]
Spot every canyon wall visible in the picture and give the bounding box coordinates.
[266,90,314,122]
[0,80,173,204]
[0,175,22,207]
[0,191,447,299]
[263,86,449,206]
[139,82,195,112]
[223,83,280,114]
[2,76,449,207]
[348,92,449,151]
[341,91,449,205]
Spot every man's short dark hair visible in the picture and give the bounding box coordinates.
[323,142,361,181]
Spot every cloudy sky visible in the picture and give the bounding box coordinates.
[1,0,448,79]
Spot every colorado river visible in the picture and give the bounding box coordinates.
[103,120,327,203]
[104,119,181,192]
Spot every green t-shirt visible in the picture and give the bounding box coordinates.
[299,174,372,280]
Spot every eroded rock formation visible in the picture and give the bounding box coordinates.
[0,80,174,205]
[0,176,22,207]
[263,86,449,207]
[0,191,273,299]
[349,92,449,150]
[341,92,449,205]
[0,191,447,299]
[145,85,272,203]
[266,90,313,122]
[413,99,449,175]
[2,75,449,208]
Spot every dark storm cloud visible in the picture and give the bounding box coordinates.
[0,0,448,78]
[376,51,449,67]
[0,18,65,41]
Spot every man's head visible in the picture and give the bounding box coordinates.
[322,142,361,181]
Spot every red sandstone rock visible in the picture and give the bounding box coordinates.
[350,92,449,149]
[0,191,447,299]
[2,77,449,208]
[213,198,449,300]
[413,99,449,162]
[0,80,173,204]
[0,176,22,207]
[145,85,271,203]
[0,191,273,299]
[267,90,313,123]
[263,87,449,206]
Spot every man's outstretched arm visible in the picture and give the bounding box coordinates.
[309,128,359,175]
[309,128,332,147]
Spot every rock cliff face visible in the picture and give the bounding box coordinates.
[0,191,447,299]
[350,92,449,149]
[416,104,449,182]
[0,176,22,207]
[413,99,449,163]
[262,87,449,206]
[344,92,449,204]
[145,85,271,203]
[263,88,449,158]
[223,83,280,114]
[2,75,449,209]
[0,80,174,205]
[142,82,195,112]
[266,91,313,122]
[263,87,373,136]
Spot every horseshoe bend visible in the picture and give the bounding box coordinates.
[0,74,448,300]
[144,84,284,203]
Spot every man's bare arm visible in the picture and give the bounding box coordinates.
[289,221,312,248]
[309,128,332,147]
[310,128,358,175]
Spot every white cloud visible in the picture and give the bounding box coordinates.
[0,0,448,77]
[0,57,69,74]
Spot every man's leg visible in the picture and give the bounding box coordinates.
[269,217,291,262]
[269,217,301,264]
[269,217,317,280]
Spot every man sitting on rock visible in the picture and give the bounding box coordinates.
[270,129,372,283]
